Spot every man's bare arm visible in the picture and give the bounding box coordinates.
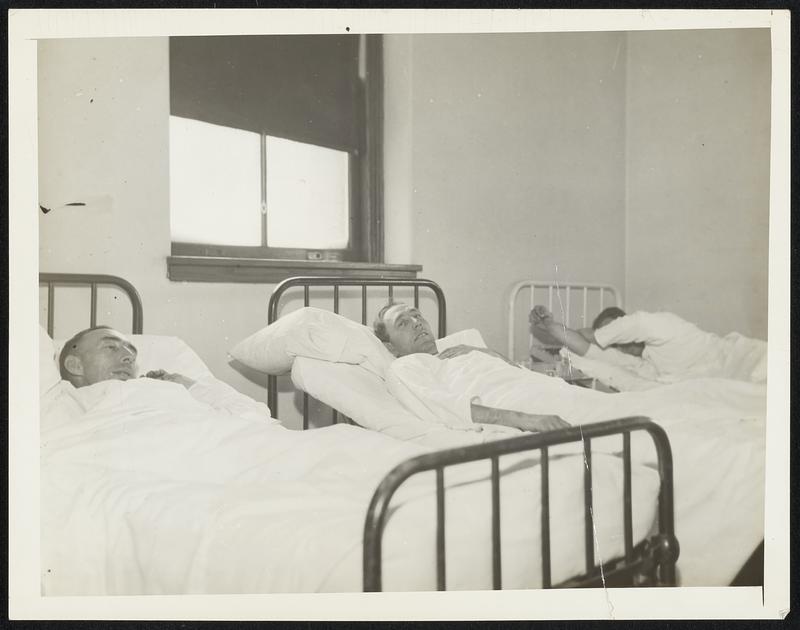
[470,399,571,432]
[530,306,594,356]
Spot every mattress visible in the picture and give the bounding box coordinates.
[40,377,660,594]
[293,351,766,586]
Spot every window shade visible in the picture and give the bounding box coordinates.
[170,35,362,153]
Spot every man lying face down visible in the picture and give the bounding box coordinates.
[373,302,570,433]
[529,304,767,384]
[59,326,195,389]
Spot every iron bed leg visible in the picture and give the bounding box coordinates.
[436,467,446,590]
[541,447,551,588]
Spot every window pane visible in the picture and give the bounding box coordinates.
[266,136,349,249]
[169,116,262,246]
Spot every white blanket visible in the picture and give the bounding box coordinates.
[387,352,766,585]
[559,348,662,392]
[562,332,768,392]
[41,378,660,594]
[592,311,768,385]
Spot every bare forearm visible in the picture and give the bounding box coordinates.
[470,400,570,432]
[471,401,526,427]
[544,322,593,356]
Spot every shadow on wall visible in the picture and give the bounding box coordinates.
[228,358,269,388]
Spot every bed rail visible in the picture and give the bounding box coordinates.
[363,416,678,591]
[266,276,446,425]
[507,280,623,361]
[39,272,144,336]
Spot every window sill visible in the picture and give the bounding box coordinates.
[167,256,422,283]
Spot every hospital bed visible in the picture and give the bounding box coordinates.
[39,272,679,593]
[264,275,765,588]
[264,276,626,431]
[507,280,623,389]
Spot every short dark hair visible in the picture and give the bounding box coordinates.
[373,301,403,343]
[592,306,626,330]
[58,325,114,381]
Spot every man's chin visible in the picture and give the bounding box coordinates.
[416,340,437,355]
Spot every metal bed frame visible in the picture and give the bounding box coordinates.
[40,272,144,336]
[269,276,678,590]
[41,273,679,591]
[266,276,447,427]
[364,416,678,590]
[507,279,623,362]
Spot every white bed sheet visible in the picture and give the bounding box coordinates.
[291,357,521,448]
[41,377,660,594]
[388,352,766,586]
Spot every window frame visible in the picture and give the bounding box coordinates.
[168,34,391,279]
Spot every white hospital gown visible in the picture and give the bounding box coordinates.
[593,311,767,383]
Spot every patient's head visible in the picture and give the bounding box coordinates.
[59,326,139,387]
[591,306,626,331]
[591,307,644,357]
[374,302,437,357]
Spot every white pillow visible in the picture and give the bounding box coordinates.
[435,328,487,352]
[291,357,410,431]
[291,329,490,431]
[131,335,213,381]
[40,326,61,396]
[229,307,395,378]
[54,333,213,382]
[291,357,493,448]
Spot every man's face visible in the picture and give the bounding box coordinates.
[383,305,437,357]
[69,328,139,385]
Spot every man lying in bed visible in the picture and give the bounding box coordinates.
[57,325,275,424]
[530,305,767,385]
[373,303,766,431]
[373,303,570,433]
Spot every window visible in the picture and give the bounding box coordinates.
[169,117,262,247]
[170,118,351,256]
[166,34,410,281]
[264,136,350,251]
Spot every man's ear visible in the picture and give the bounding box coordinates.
[63,354,84,377]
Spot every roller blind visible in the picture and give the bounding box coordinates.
[169,35,362,153]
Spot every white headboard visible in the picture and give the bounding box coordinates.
[507,280,623,361]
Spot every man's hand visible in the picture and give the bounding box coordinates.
[530,305,556,329]
[513,413,571,433]
[470,399,572,431]
[143,369,196,390]
[529,306,591,356]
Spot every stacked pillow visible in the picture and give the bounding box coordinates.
[229,307,395,378]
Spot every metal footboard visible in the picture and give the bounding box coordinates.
[266,276,446,425]
[363,416,679,591]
